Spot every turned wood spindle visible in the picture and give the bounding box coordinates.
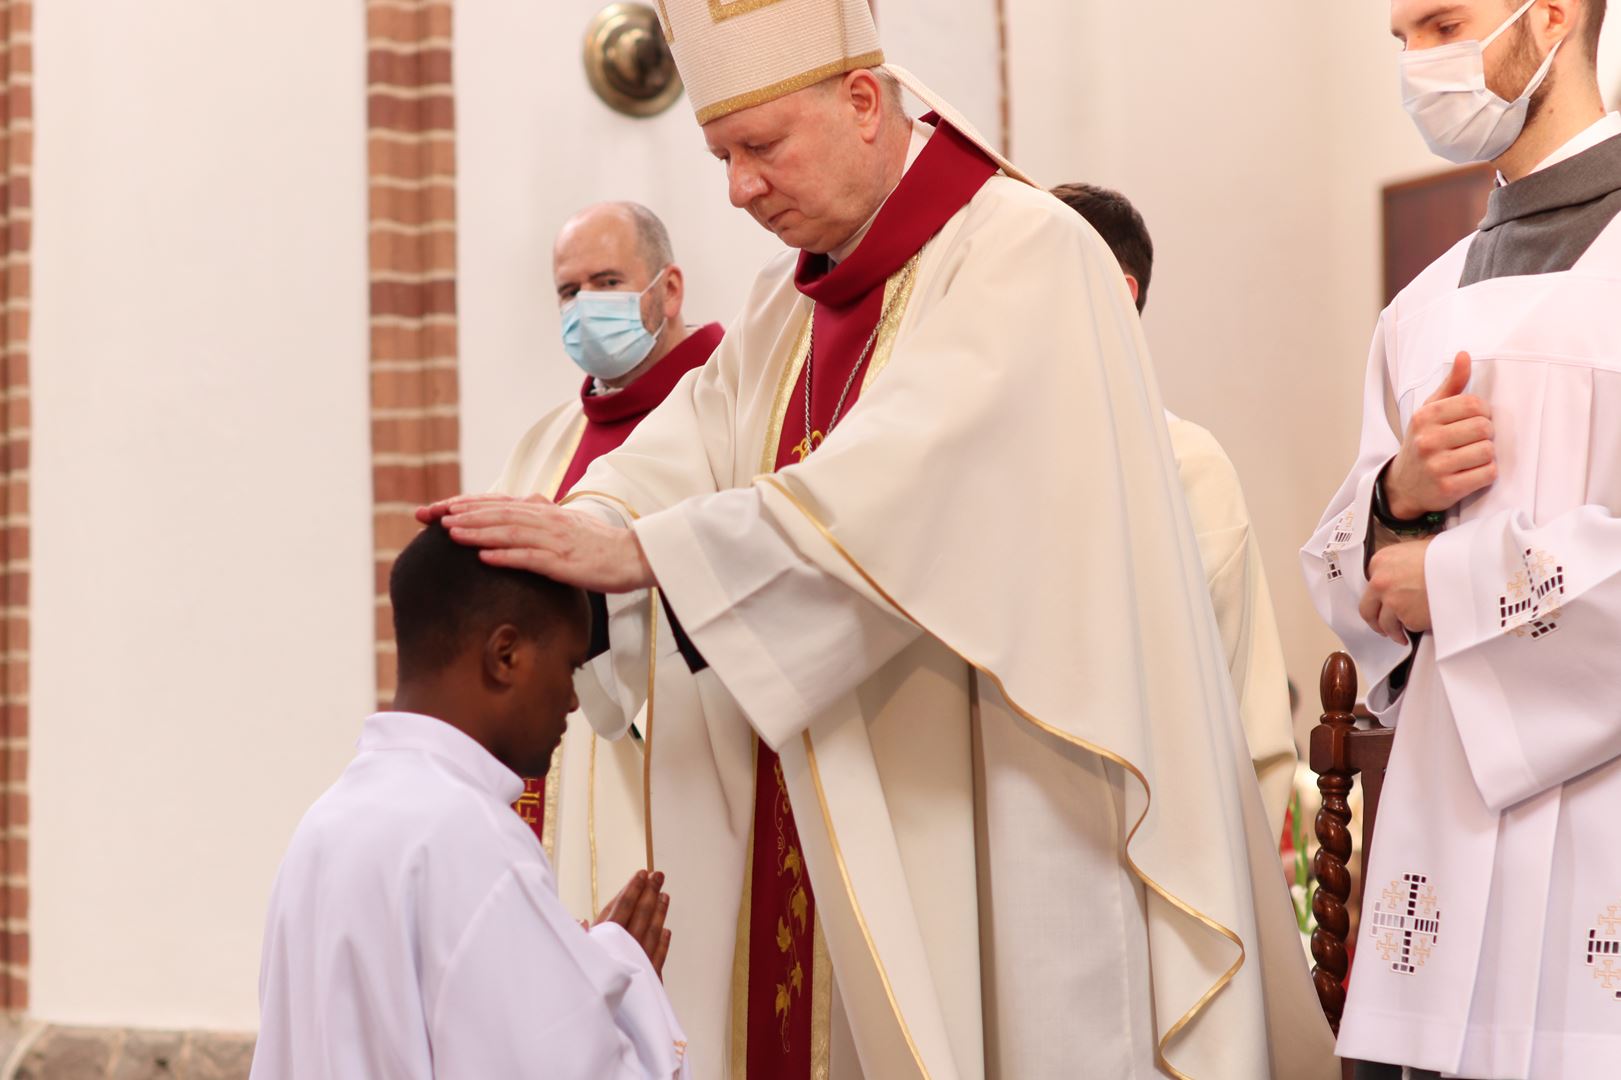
[1310,652,1358,1034]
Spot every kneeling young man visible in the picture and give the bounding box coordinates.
[250,523,690,1079]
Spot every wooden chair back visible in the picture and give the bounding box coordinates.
[1309,652,1395,1035]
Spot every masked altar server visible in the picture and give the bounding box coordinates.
[1303,2,1621,1076]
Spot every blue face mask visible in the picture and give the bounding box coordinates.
[560,268,669,381]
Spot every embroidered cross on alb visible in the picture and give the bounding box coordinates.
[1371,873,1442,975]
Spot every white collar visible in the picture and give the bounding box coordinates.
[828,118,935,266]
[1498,111,1621,186]
[358,711,525,805]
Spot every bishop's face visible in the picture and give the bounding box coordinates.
[704,77,888,255]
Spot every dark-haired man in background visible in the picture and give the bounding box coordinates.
[1052,181,1298,839]
[250,524,690,1080]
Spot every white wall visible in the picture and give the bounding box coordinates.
[31,2,375,1030]
[1007,1,1619,731]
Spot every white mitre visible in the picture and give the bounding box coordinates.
[653,0,1034,184]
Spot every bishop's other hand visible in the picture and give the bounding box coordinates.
[1385,351,1496,520]
[421,493,658,594]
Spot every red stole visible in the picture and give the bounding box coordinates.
[743,120,997,1077]
[516,322,724,849]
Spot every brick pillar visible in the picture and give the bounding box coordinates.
[366,0,461,706]
[0,0,32,1015]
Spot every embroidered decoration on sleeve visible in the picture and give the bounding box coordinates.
[1371,873,1442,975]
[1330,510,1358,548]
[1322,510,1361,581]
[1588,904,1621,1001]
[1498,547,1565,639]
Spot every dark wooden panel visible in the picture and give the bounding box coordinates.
[1382,164,1495,304]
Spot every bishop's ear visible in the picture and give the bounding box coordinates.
[482,624,524,688]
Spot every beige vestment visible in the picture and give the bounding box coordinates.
[568,173,1335,1079]
[1166,413,1297,841]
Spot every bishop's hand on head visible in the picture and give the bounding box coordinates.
[1384,351,1497,520]
[419,493,658,594]
[596,870,673,978]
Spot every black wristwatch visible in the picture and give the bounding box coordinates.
[1372,462,1447,538]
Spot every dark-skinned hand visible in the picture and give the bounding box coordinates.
[594,870,672,978]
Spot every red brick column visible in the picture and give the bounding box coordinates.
[0,0,32,1015]
[367,0,461,705]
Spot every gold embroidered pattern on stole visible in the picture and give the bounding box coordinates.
[861,251,924,390]
[740,251,924,1078]
[770,755,811,1050]
[541,749,563,861]
[758,253,923,477]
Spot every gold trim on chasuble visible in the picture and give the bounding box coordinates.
[726,254,923,1077]
[541,753,563,862]
[546,414,589,500]
[757,476,1244,1080]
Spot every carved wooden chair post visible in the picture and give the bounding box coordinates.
[1310,653,1358,1032]
[1309,652,1397,1043]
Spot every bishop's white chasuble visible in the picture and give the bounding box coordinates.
[568,116,1333,1080]
[1303,128,1621,1079]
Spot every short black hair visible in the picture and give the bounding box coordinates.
[1050,182,1154,314]
[388,523,588,678]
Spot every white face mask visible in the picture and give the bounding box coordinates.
[1399,0,1563,164]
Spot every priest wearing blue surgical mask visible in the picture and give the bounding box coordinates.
[1303,2,1620,1079]
[490,201,723,927]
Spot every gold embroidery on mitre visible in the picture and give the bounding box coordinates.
[1587,903,1621,1001]
[656,0,675,41]
[694,50,886,125]
[708,0,790,21]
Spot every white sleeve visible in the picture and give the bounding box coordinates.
[1427,504,1621,810]
[428,870,689,1079]
[1299,314,1415,716]
[631,484,921,750]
